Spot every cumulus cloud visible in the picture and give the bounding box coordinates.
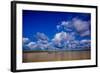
[34,32,50,50]
[80,30,90,37]
[52,31,75,42]
[72,18,90,37]
[22,37,30,44]
[35,32,49,41]
[26,41,49,50]
[23,33,50,51]
[71,41,79,49]
[56,18,90,37]
[23,18,91,51]
[57,21,73,32]
[78,39,91,49]
[73,19,89,31]
[80,39,91,44]
[26,42,37,50]
[51,31,76,49]
[57,25,61,30]
[52,31,67,42]
[22,37,31,50]
[36,40,49,50]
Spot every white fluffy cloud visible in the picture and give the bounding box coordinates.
[23,18,91,51]
[26,41,49,50]
[73,19,89,31]
[56,18,90,37]
[80,39,91,44]
[22,37,30,44]
[51,31,76,49]
[52,31,67,42]
[72,18,90,37]
[35,32,49,41]
[57,21,73,32]
[52,31,75,42]
[78,39,91,49]
[26,42,37,50]
[23,35,90,51]
[23,33,50,50]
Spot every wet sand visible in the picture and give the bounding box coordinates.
[23,50,91,63]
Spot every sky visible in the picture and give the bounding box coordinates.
[22,10,91,51]
[23,10,90,40]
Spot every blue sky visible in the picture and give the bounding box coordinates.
[23,10,90,41]
[22,10,91,51]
